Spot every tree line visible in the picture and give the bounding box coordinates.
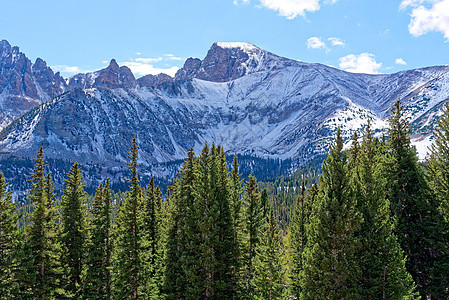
[1,100,449,299]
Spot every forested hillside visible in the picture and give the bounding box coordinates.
[1,100,449,299]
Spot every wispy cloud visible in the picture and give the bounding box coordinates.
[306,37,327,50]
[164,54,183,61]
[135,57,163,63]
[51,65,92,74]
[306,36,345,51]
[401,0,449,40]
[395,58,407,65]
[233,0,250,5]
[328,37,345,46]
[339,53,382,74]
[119,61,179,77]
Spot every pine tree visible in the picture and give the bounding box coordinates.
[261,188,269,221]
[349,123,416,299]
[140,177,163,298]
[212,146,237,298]
[289,179,311,299]
[253,208,285,300]
[83,180,112,299]
[384,100,449,298]
[242,173,264,297]
[301,128,363,299]
[112,136,143,299]
[61,162,87,297]
[428,102,449,219]
[164,148,196,299]
[23,147,62,299]
[165,144,240,299]
[0,171,22,298]
[230,154,244,299]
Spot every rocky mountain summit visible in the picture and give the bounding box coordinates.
[0,40,67,128]
[0,40,449,177]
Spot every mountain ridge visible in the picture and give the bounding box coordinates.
[1,39,449,175]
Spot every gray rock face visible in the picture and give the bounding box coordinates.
[0,40,68,129]
[174,42,294,82]
[137,73,173,88]
[68,59,137,90]
[1,40,449,172]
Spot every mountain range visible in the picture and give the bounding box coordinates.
[1,39,449,182]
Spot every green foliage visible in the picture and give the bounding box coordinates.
[140,177,164,298]
[349,123,417,299]
[60,162,87,297]
[289,179,312,299]
[112,136,143,299]
[242,173,264,297]
[428,102,449,219]
[253,209,286,300]
[0,171,23,298]
[384,100,449,298]
[301,128,363,299]
[83,180,112,299]
[22,147,63,299]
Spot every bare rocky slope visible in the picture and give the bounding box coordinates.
[1,41,449,176]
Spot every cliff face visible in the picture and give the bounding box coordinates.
[0,40,68,129]
[1,40,449,170]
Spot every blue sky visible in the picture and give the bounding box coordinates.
[1,0,448,78]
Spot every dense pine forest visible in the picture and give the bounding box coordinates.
[1,100,449,299]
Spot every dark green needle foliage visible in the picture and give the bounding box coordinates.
[253,208,286,300]
[0,171,23,298]
[112,136,143,299]
[383,100,449,299]
[301,128,363,299]
[60,162,87,298]
[23,147,63,299]
[83,180,112,299]
[348,123,416,299]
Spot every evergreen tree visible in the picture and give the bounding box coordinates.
[0,171,22,298]
[301,128,363,299]
[253,208,285,300]
[212,146,237,298]
[112,136,143,299]
[289,179,311,299]
[261,188,269,221]
[384,100,449,299]
[349,123,416,299]
[428,102,449,219]
[230,154,244,299]
[242,173,264,297]
[60,162,87,297]
[164,149,195,299]
[83,180,112,299]
[140,177,163,298]
[23,147,62,299]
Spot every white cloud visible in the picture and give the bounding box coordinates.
[119,61,179,77]
[395,58,407,65]
[51,65,92,74]
[259,0,321,19]
[339,53,382,74]
[164,54,183,61]
[136,52,141,55]
[233,0,338,19]
[135,57,163,63]
[233,0,250,5]
[328,37,345,46]
[401,0,449,40]
[306,37,327,49]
